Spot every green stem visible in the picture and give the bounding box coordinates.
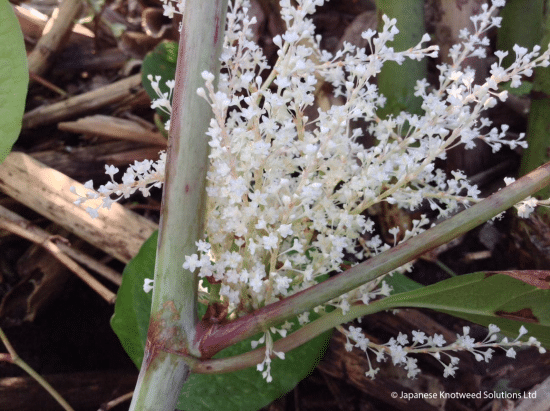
[433,259,457,277]
[0,327,75,411]
[128,2,228,410]
[192,304,372,374]
[197,160,550,358]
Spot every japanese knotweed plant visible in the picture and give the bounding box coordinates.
[72,0,550,410]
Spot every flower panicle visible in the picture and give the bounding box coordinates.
[71,74,173,218]
[70,152,166,219]
[342,324,545,379]
[73,0,550,383]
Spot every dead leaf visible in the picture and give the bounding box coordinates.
[484,270,550,290]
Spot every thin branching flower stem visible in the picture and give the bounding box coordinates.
[0,327,75,411]
[128,2,228,410]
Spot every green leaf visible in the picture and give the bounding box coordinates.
[111,230,158,368]
[375,0,426,119]
[378,271,550,347]
[500,80,533,97]
[178,316,330,411]
[382,272,424,295]
[0,2,29,163]
[112,231,332,411]
[141,41,178,123]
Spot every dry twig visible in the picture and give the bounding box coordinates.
[27,0,84,76]
[0,152,157,263]
[23,74,142,128]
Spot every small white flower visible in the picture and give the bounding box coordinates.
[105,165,119,179]
[443,363,458,378]
[432,334,446,347]
[277,224,293,238]
[412,330,427,345]
[262,233,279,250]
[183,254,201,271]
[143,278,154,293]
[297,311,310,325]
[518,325,528,337]
[196,240,211,253]
[162,3,177,18]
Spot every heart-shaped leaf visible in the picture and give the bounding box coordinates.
[111,231,331,411]
[0,3,28,162]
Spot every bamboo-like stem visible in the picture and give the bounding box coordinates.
[0,328,75,411]
[128,2,228,411]
[197,160,550,358]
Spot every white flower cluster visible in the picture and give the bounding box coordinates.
[186,0,550,314]
[342,324,545,379]
[74,0,550,382]
[70,75,172,217]
[160,0,185,20]
[71,153,166,218]
[503,177,550,217]
[251,325,291,382]
[186,0,549,381]
[148,74,174,131]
